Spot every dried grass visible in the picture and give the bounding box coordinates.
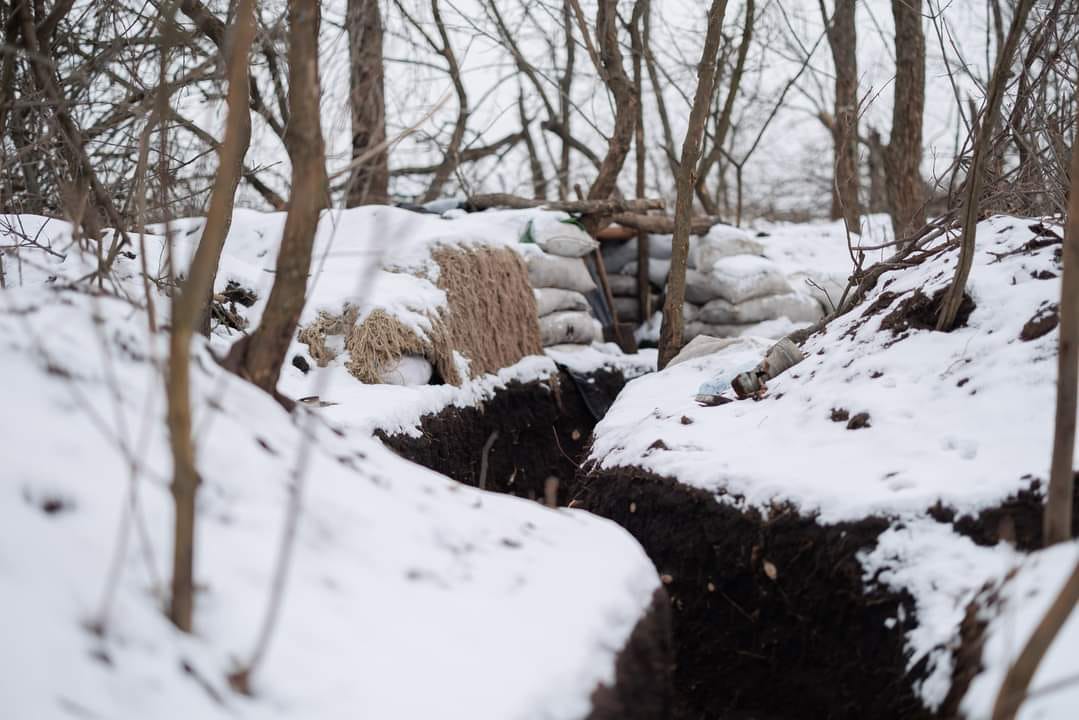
[297,245,541,385]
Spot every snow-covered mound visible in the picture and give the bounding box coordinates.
[592,216,1068,521]
[588,215,1075,713]
[0,285,660,720]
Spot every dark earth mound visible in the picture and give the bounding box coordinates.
[378,367,628,505]
[588,588,675,720]
[570,466,930,720]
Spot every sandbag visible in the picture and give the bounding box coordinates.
[601,236,697,273]
[377,355,434,386]
[694,225,765,272]
[788,271,848,313]
[699,292,824,325]
[601,238,638,274]
[539,311,597,346]
[534,287,590,316]
[684,255,791,304]
[668,335,750,368]
[525,215,598,258]
[526,253,597,294]
[606,273,639,297]
[646,235,699,266]
[621,258,670,288]
[613,296,642,323]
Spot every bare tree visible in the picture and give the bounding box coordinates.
[165,0,257,633]
[658,0,730,368]
[230,0,328,397]
[1044,112,1078,546]
[937,0,1037,330]
[883,0,926,242]
[346,0,390,206]
[568,0,641,203]
[820,0,861,230]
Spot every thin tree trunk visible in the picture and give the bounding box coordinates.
[991,559,1079,720]
[658,0,730,368]
[165,0,256,633]
[631,0,651,321]
[346,0,389,206]
[235,0,328,397]
[884,0,926,242]
[558,0,575,200]
[1044,119,1079,546]
[695,0,754,216]
[582,0,640,203]
[823,0,861,230]
[937,0,1036,330]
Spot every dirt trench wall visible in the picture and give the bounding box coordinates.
[570,467,930,720]
[378,368,628,505]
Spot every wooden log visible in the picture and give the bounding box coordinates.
[466,193,665,215]
[608,213,720,235]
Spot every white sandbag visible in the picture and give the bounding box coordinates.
[378,355,434,386]
[685,255,792,304]
[613,296,642,323]
[601,238,638,274]
[526,253,597,294]
[684,302,701,323]
[539,311,597,346]
[606,274,639,297]
[525,215,598,258]
[699,292,824,325]
[648,235,698,267]
[668,335,751,368]
[621,258,670,288]
[694,225,765,272]
[534,287,590,316]
[788,271,848,313]
[685,318,810,342]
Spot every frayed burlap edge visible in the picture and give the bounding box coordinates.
[297,245,541,386]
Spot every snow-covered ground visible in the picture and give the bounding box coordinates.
[588,215,1077,714]
[0,210,663,719]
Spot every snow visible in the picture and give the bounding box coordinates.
[591,216,1073,523]
[0,221,662,718]
[860,519,1019,709]
[961,541,1079,720]
[590,216,1077,714]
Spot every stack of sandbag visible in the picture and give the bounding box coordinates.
[522,214,604,347]
[602,234,697,324]
[683,225,824,339]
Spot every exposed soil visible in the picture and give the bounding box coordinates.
[569,466,929,720]
[930,475,1079,551]
[588,588,675,720]
[378,368,628,505]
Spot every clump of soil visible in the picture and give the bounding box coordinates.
[880,288,975,336]
[847,412,871,430]
[379,368,628,504]
[1019,302,1059,341]
[588,588,675,720]
[570,467,929,720]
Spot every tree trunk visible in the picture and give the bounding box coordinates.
[937,0,1036,330]
[166,0,256,633]
[825,0,861,230]
[585,0,640,203]
[883,0,926,242]
[1044,117,1079,546]
[658,0,729,369]
[235,0,328,396]
[346,0,389,206]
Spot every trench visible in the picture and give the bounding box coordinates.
[377,367,1068,719]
